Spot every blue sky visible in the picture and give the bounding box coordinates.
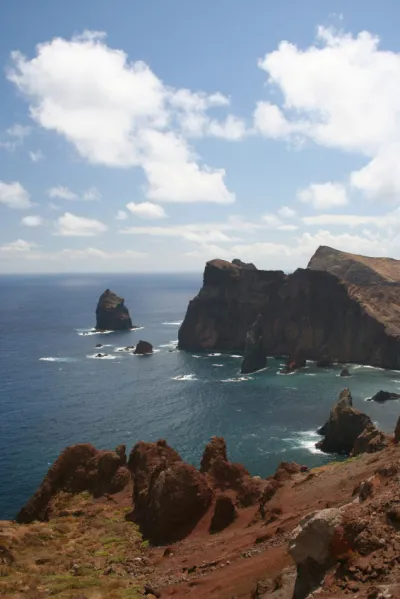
[1,0,400,273]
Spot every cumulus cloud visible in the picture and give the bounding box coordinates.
[55,212,107,236]
[126,201,167,219]
[82,186,101,201]
[0,181,32,209]
[116,210,128,220]
[298,182,348,210]
[21,215,44,227]
[48,186,77,200]
[255,26,400,203]
[278,206,296,218]
[0,239,37,253]
[8,31,238,204]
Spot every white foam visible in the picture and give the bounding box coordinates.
[212,364,224,367]
[115,346,136,352]
[192,355,202,358]
[305,373,317,376]
[221,376,253,383]
[39,357,76,363]
[159,341,178,348]
[277,370,295,375]
[208,352,221,357]
[162,321,182,326]
[173,374,197,381]
[78,328,112,336]
[229,354,242,359]
[87,353,116,360]
[132,326,144,330]
[294,430,323,455]
[391,380,400,383]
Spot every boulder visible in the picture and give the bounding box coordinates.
[209,494,237,533]
[17,444,130,523]
[316,389,372,454]
[340,367,351,377]
[370,390,400,403]
[241,314,267,374]
[279,356,306,375]
[134,340,153,355]
[289,507,344,599]
[96,289,133,331]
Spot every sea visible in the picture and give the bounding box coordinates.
[1,273,400,520]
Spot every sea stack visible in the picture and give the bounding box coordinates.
[96,289,133,331]
[241,314,266,374]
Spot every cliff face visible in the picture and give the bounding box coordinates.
[178,252,400,369]
[95,289,133,331]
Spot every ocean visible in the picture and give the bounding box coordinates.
[1,273,400,520]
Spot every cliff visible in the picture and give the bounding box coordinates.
[178,251,400,369]
[95,289,133,331]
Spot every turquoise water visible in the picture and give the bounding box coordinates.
[1,273,399,519]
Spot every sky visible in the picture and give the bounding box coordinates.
[1,0,400,273]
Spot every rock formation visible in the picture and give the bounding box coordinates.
[241,314,267,374]
[231,258,257,269]
[308,245,400,285]
[340,367,351,377]
[209,494,237,533]
[369,389,400,403]
[316,389,387,455]
[178,249,400,369]
[200,437,261,507]
[395,417,400,442]
[96,289,133,331]
[134,340,153,354]
[279,355,306,374]
[128,440,212,544]
[17,444,130,523]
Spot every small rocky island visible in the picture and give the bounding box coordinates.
[95,289,134,331]
[178,246,400,370]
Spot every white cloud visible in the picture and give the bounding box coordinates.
[0,239,37,253]
[0,181,32,209]
[120,224,241,243]
[29,149,44,162]
[298,182,348,210]
[48,186,78,200]
[21,215,44,227]
[303,207,400,231]
[116,210,128,220]
[55,212,107,236]
[278,206,296,218]
[9,31,236,204]
[350,145,400,202]
[126,201,166,219]
[82,186,101,201]
[139,129,235,204]
[7,124,31,141]
[295,230,387,258]
[255,26,400,204]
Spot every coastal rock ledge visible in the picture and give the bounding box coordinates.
[178,247,400,369]
[96,289,133,331]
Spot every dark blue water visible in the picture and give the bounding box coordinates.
[1,273,400,520]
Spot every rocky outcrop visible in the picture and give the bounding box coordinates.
[316,389,375,455]
[178,252,400,369]
[200,437,261,506]
[308,245,400,285]
[128,440,211,544]
[369,390,400,403]
[209,494,237,533]
[232,258,257,270]
[279,356,306,375]
[340,367,351,377]
[352,423,388,456]
[241,314,267,374]
[96,289,133,331]
[134,340,153,355]
[17,444,130,523]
